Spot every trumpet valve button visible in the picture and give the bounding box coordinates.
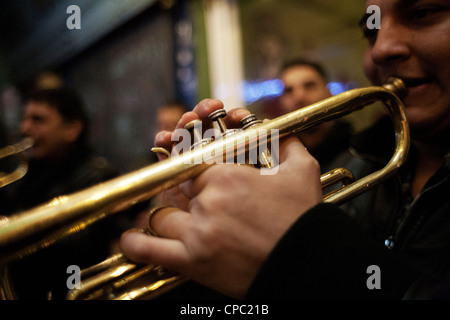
[209,109,228,133]
[240,114,262,130]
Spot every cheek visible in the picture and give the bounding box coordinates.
[311,89,330,102]
[363,49,381,85]
[280,96,294,110]
[38,126,66,149]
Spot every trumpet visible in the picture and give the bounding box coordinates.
[0,78,409,299]
[0,138,33,188]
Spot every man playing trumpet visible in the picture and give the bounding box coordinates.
[121,0,450,299]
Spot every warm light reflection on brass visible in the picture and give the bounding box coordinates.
[0,78,409,300]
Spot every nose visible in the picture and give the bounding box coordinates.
[20,118,33,137]
[292,87,308,107]
[370,18,411,66]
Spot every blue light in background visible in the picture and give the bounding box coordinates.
[242,80,357,104]
[242,79,284,104]
[327,82,346,95]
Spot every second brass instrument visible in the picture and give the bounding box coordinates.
[0,78,409,299]
[0,138,33,188]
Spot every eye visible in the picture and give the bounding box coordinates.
[283,87,293,95]
[413,7,436,19]
[409,5,445,23]
[359,12,379,45]
[304,82,318,91]
[31,115,45,124]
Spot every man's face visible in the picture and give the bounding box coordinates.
[279,65,331,114]
[20,101,81,160]
[362,0,450,141]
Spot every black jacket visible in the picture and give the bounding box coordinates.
[248,117,450,299]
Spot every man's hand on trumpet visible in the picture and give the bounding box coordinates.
[151,99,253,211]
[120,98,323,298]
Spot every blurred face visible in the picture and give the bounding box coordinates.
[279,65,331,114]
[156,107,186,132]
[361,0,450,141]
[20,101,82,160]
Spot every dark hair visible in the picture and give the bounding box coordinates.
[280,58,328,82]
[27,87,89,145]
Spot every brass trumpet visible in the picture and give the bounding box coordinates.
[0,78,409,299]
[0,138,33,188]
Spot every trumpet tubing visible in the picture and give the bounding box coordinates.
[0,78,409,299]
[0,138,33,188]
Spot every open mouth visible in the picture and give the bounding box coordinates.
[401,77,433,88]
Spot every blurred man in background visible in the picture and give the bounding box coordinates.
[278,59,353,172]
[1,87,120,299]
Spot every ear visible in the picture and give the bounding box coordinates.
[64,120,83,143]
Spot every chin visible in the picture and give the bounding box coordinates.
[407,115,450,143]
